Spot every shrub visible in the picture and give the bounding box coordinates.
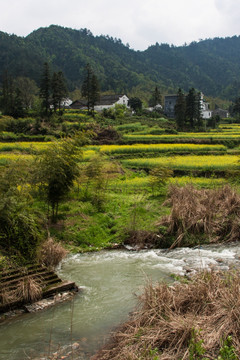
[40,237,67,268]
[0,160,44,262]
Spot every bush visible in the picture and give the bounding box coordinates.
[40,237,67,268]
[0,160,44,262]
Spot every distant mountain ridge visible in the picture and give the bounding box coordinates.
[1,25,240,100]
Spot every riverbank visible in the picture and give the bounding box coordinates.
[1,244,240,359]
[93,269,240,359]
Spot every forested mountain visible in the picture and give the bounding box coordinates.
[1,25,240,100]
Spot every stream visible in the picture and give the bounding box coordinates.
[1,243,240,359]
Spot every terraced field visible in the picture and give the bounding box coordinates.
[121,154,239,172]
[1,123,239,186]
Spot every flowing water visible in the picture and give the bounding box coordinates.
[1,243,240,359]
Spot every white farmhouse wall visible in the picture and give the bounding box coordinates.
[116,95,129,107]
[94,104,113,111]
[200,93,212,119]
[202,110,212,119]
[94,95,129,111]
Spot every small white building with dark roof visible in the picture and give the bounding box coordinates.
[95,94,129,110]
[70,94,129,111]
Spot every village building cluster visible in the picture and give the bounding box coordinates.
[164,93,229,119]
[68,93,229,119]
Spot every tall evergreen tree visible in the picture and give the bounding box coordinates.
[89,74,100,115]
[196,91,203,127]
[174,88,186,130]
[81,63,92,114]
[51,71,68,113]
[1,70,14,116]
[185,88,201,128]
[149,86,162,107]
[233,97,240,119]
[40,62,51,116]
[81,64,100,114]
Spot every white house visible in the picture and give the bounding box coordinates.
[61,98,73,108]
[164,92,213,119]
[200,93,212,119]
[94,94,129,111]
[70,94,129,111]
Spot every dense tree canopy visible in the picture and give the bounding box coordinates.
[128,97,143,113]
[1,25,240,100]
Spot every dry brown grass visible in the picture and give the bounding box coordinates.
[15,275,42,303]
[0,287,17,305]
[92,271,240,359]
[40,237,68,269]
[158,184,240,248]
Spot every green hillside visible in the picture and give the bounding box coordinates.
[1,25,240,99]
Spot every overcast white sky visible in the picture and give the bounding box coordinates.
[1,0,240,50]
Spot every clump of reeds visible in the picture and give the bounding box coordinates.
[0,287,17,305]
[93,271,240,359]
[15,275,42,303]
[40,237,68,269]
[158,184,240,248]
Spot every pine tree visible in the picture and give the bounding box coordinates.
[2,70,14,116]
[40,62,51,116]
[90,74,100,115]
[233,97,240,119]
[174,88,186,130]
[149,86,162,107]
[81,64,100,114]
[196,92,203,127]
[185,88,201,129]
[51,71,68,113]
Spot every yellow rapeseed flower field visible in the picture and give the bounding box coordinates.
[99,143,226,154]
[122,155,239,171]
[0,142,53,153]
[109,176,226,191]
